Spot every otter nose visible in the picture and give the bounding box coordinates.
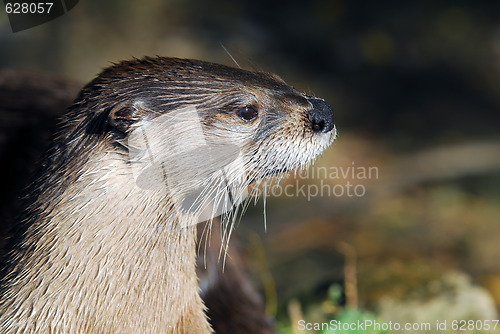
[309,99,335,133]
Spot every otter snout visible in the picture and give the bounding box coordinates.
[309,98,335,133]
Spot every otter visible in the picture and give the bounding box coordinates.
[0,69,276,334]
[0,57,335,333]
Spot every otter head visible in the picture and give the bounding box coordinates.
[76,57,336,224]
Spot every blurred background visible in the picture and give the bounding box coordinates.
[1,1,500,333]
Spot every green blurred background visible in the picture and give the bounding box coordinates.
[1,1,500,333]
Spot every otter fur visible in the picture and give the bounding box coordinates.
[0,57,335,333]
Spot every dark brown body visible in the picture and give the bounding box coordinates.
[0,58,335,333]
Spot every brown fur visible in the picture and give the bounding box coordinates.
[0,57,335,333]
[197,220,276,334]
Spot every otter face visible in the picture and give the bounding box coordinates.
[98,57,336,223]
[196,71,337,184]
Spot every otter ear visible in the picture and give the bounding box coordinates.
[108,100,143,133]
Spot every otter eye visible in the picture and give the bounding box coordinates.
[237,106,258,121]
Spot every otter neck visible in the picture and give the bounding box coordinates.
[1,148,211,333]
